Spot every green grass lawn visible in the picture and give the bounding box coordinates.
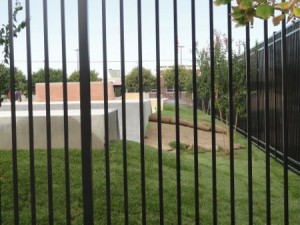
[162,103,211,123]
[0,104,299,224]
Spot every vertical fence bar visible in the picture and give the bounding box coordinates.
[60,0,71,224]
[245,24,253,225]
[281,9,289,225]
[25,0,37,224]
[0,182,2,224]
[256,47,260,147]
[137,0,146,224]
[77,0,94,224]
[263,20,271,225]
[227,3,235,225]
[209,1,217,224]
[155,0,164,224]
[119,0,129,224]
[173,0,181,224]
[191,0,199,224]
[102,1,112,224]
[272,32,277,160]
[8,1,19,223]
[42,0,54,223]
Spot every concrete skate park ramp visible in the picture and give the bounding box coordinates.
[0,100,152,149]
[0,108,119,150]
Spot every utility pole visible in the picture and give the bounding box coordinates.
[177,43,184,66]
[75,49,79,71]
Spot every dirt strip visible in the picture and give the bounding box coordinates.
[145,122,242,151]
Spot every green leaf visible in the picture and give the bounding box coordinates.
[274,2,289,13]
[231,6,255,26]
[239,0,253,10]
[293,7,300,18]
[243,7,256,24]
[231,8,244,19]
[234,17,248,27]
[272,14,285,26]
[256,4,274,20]
[245,7,256,18]
[214,0,231,6]
[255,0,267,3]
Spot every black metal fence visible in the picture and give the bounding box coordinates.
[250,21,300,173]
[0,0,297,225]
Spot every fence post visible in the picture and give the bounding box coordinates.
[78,0,94,224]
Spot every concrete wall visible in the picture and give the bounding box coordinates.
[100,100,152,142]
[0,109,119,150]
[0,99,152,145]
[125,92,167,113]
[149,98,168,113]
[35,82,115,102]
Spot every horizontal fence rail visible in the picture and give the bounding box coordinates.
[0,0,299,225]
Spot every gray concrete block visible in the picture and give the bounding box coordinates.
[104,100,152,142]
[0,109,119,150]
[0,99,151,144]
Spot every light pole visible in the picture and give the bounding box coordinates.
[75,49,79,71]
[178,44,184,66]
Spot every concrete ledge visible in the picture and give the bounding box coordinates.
[0,99,152,143]
[0,109,119,150]
[96,100,152,142]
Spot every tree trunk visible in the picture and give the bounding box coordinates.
[218,108,227,153]
[234,113,238,134]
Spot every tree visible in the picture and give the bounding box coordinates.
[186,32,229,119]
[0,0,26,64]
[187,32,247,130]
[232,41,247,130]
[162,67,192,91]
[215,0,300,26]
[213,32,229,121]
[68,70,101,82]
[0,1,26,96]
[185,49,211,111]
[32,68,63,86]
[197,49,212,110]
[125,67,156,92]
[0,64,26,95]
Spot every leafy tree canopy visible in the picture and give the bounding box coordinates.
[162,67,192,91]
[68,70,101,82]
[0,1,26,96]
[0,0,26,64]
[185,49,210,101]
[0,64,26,95]
[32,68,63,86]
[186,32,247,123]
[125,67,156,92]
[215,0,300,26]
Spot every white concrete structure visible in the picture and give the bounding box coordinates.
[0,108,119,150]
[0,99,152,149]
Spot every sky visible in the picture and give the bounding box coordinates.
[0,0,283,78]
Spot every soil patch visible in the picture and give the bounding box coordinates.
[145,122,242,151]
[149,114,227,133]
